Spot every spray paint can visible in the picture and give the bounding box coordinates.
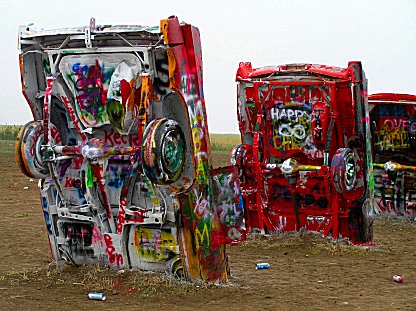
[392,275,404,283]
[256,263,270,270]
[88,292,107,301]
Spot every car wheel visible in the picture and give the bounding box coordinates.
[142,118,186,185]
[330,148,356,193]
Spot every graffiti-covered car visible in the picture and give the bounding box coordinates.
[369,93,416,219]
[233,62,374,244]
[16,16,245,283]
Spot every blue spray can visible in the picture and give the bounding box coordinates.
[256,263,270,270]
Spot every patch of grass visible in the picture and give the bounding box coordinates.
[0,125,21,141]
[0,263,208,298]
[15,212,38,218]
[240,231,371,255]
[313,239,370,255]
[240,231,304,250]
[210,133,241,167]
[210,134,241,152]
[305,248,321,255]
[0,140,15,154]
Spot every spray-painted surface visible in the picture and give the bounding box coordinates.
[16,16,244,283]
[234,62,374,244]
[369,93,416,219]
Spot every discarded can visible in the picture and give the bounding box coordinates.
[256,263,270,270]
[393,275,404,283]
[88,292,106,301]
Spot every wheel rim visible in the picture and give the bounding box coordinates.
[162,129,185,175]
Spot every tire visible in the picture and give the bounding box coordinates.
[230,144,253,180]
[171,258,184,279]
[361,198,374,242]
[142,118,186,185]
[15,120,48,178]
[330,148,356,193]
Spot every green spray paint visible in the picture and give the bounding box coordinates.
[165,137,184,173]
[87,163,94,188]
[107,100,125,130]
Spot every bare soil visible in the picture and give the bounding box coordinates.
[0,141,415,310]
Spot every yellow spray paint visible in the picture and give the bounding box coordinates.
[194,223,209,249]
[167,48,177,89]
[134,227,177,261]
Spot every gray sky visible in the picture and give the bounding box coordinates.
[1,0,415,133]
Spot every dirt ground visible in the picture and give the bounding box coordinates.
[0,141,415,310]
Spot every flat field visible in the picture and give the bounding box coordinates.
[0,138,415,310]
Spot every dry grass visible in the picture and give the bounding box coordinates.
[0,262,224,297]
[209,133,240,167]
[239,231,371,255]
[210,134,240,152]
[14,212,38,218]
[0,262,206,297]
[0,140,15,155]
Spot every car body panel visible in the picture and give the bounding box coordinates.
[369,93,416,218]
[234,62,373,244]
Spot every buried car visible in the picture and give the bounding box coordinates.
[16,16,245,283]
[369,93,416,219]
[233,62,374,244]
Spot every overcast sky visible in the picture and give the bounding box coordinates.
[1,0,415,133]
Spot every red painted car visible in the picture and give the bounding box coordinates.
[233,62,374,244]
[369,93,416,219]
